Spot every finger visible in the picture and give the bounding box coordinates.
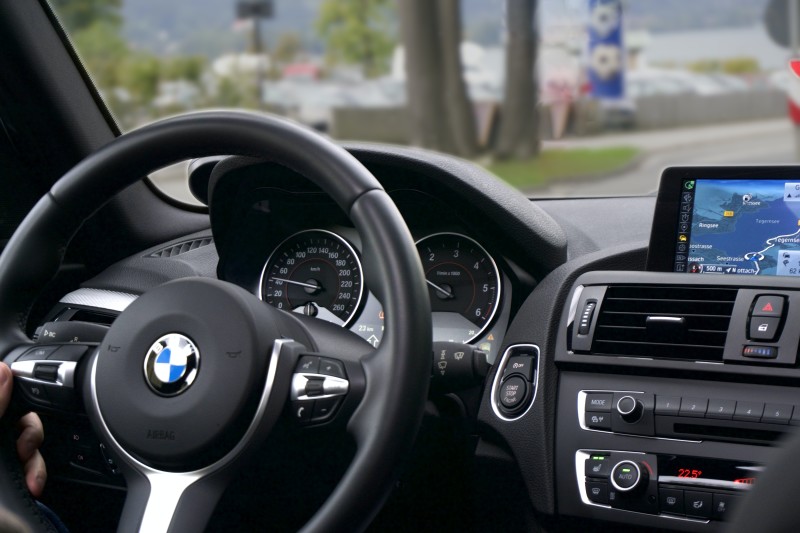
[24,449,46,498]
[0,362,11,419]
[16,412,44,463]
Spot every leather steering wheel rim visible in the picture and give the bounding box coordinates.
[0,110,432,532]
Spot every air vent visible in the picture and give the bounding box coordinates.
[148,237,213,258]
[591,285,738,361]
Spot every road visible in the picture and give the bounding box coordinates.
[536,118,798,197]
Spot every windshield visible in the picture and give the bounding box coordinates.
[51,0,795,203]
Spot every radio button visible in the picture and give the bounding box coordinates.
[679,397,708,418]
[685,491,712,519]
[585,393,613,412]
[761,403,793,424]
[733,401,764,422]
[659,488,684,515]
[655,395,681,416]
[706,399,736,420]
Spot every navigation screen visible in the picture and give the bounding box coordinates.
[675,178,800,276]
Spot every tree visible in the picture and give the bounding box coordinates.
[399,0,478,157]
[273,32,303,65]
[494,0,540,159]
[71,21,128,88]
[315,0,395,78]
[50,0,122,33]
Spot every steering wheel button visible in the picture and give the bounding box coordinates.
[17,380,51,406]
[297,355,320,374]
[499,376,527,410]
[312,397,341,421]
[292,400,314,422]
[319,358,346,379]
[50,344,88,362]
[18,345,59,361]
[305,378,325,397]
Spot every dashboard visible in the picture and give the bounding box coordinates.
[20,144,800,532]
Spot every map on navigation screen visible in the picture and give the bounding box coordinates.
[677,179,800,276]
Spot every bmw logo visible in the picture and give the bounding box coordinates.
[143,333,200,396]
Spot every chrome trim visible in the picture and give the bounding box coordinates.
[258,229,365,327]
[89,338,289,533]
[566,285,585,330]
[616,396,637,416]
[490,344,540,421]
[60,288,137,313]
[11,360,77,388]
[646,316,685,324]
[290,373,349,401]
[414,232,502,344]
[575,450,709,524]
[577,390,701,443]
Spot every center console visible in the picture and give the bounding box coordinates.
[551,167,800,530]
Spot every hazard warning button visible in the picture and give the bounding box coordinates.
[752,295,785,319]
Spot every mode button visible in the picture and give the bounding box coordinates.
[585,393,613,412]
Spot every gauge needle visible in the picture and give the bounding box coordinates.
[272,277,322,291]
[426,279,454,298]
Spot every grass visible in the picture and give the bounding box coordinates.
[485,146,640,190]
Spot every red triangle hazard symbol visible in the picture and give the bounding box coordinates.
[762,302,774,312]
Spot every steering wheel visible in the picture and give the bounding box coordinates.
[0,111,432,532]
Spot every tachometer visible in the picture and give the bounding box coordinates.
[260,230,364,326]
[416,233,501,343]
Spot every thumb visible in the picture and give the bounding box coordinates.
[0,363,11,419]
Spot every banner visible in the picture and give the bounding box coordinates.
[587,0,625,99]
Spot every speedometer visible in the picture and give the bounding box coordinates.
[416,233,501,343]
[260,230,364,326]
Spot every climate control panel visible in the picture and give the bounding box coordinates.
[577,450,750,522]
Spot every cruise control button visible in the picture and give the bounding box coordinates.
[752,295,785,318]
[660,488,684,515]
[33,364,59,382]
[679,397,708,418]
[499,377,527,411]
[50,344,88,362]
[17,380,51,406]
[586,482,609,504]
[706,399,736,420]
[585,393,613,412]
[685,491,712,519]
[655,395,681,416]
[18,345,59,361]
[585,411,611,430]
[761,403,793,424]
[734,401,764,422]
[749,317,781,341]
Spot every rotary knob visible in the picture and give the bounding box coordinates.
[616,395,643,423]
[610,460,646,492]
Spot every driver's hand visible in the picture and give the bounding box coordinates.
[0,362,47,497]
